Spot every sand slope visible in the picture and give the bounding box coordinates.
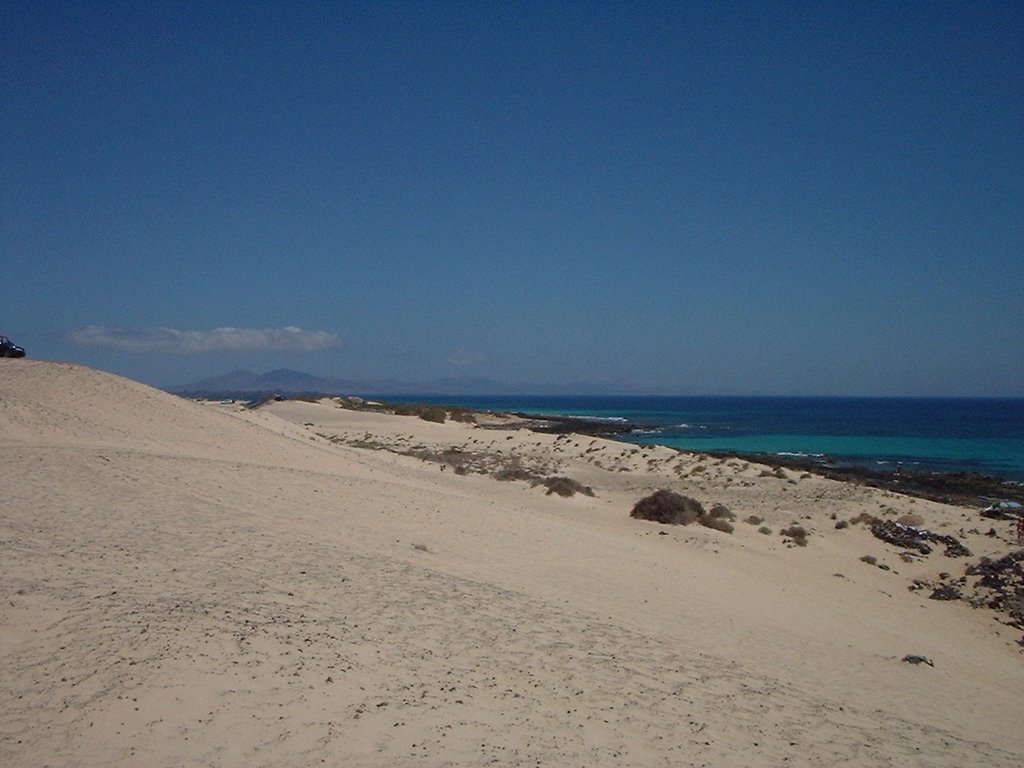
[1,360,1021,767]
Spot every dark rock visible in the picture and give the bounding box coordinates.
[902,655,934,667]
[869,520,971,558]
[929,584,962,601]
[964,550,1024,618]
[980,501,1022,520]
[696,450,1024,509]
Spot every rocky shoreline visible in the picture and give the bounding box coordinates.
[699,450,1024,510]
[508,412,638,435]
[508,411,1024,510]
[250,396,1024,512]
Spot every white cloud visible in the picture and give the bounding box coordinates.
[68,325,341,354]
[447,348,487,367]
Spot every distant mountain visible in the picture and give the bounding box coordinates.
[170,369,517,397]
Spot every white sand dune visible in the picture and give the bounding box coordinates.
[1,360,1021,767]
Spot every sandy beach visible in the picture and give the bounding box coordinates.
[2,360,1022,767]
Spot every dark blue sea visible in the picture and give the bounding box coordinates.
[386,395,1024,482]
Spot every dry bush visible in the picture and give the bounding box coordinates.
[492,467,539,483]
[418,407,447,424]
[701,516,734,534]
[390,403,448,423]
[629,491,733,533]
[835,520,849,529]
[758,526,772,535]
[535,476,595,498]
[849,512,879,526]
[630,490,704,525]
[745,515,763,525]
[708,503,735,521]
[780,525,809,546]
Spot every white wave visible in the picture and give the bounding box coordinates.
[559,415,628,423]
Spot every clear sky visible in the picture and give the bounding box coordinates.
[3,1,1022,395]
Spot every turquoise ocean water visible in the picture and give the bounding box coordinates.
[386,396,1024,482]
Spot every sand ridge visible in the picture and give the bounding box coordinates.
[1,360,1022,767]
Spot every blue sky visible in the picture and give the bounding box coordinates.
[3,1,1022,395]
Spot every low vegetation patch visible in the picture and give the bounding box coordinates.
[896,513,925,527]
[493,467,538,483]
[630,490,704,526]
[708,503,735,520]
[849,512,879,526]
[533,476,595,498]
[780,525,809,547]
[629,490,733,533]
[700,503,735,533]
[386,404,448,423]
[701,516,734,533]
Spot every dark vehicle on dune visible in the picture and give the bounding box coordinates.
[0,336,26,357]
